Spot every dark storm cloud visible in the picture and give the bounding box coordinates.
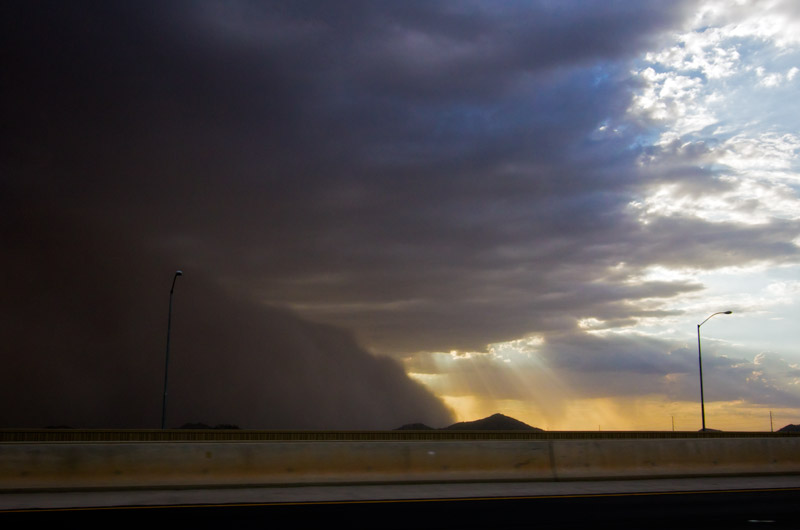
[0,206,451,428]
[5,0,798,425]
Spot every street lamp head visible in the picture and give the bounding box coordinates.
[699,310,733,327]
[175,270,183,276]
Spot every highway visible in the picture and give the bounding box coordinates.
[3,430,799,526]
[3,476,800,528]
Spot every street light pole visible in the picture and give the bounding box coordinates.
[697,310,732,431]
[161,270,183,429]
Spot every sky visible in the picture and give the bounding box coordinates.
[2,0,799,431]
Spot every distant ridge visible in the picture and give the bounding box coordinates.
[778,424,800,432]
[443,413,543,431]
[395,422,435,430]
[396,413,543,431]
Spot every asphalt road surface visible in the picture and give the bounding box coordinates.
[3,476,799,528]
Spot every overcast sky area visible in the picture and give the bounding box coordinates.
[3,0,799,430]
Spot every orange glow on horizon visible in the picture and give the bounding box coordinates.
[437,394,799,432]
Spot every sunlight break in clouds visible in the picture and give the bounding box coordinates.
[419,0,800,430]
[605,0,800,426]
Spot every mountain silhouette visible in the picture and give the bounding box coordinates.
[396,413,543,431]
[395,422,436,430]
[443,413,543,431]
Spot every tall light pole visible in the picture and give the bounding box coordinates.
[161,270,183,429]
[697,310,732,431]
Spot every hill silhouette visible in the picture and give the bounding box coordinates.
[444,413,543,431]
[778,424,800,432]
[396,413,542,431]
[395,422,436,430]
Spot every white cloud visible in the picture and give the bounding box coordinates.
[688,0,800,48]
[718,133,800,173]
[644,28,741,79]
[756,69,784,87]
[629,0,800,228]
[629,68,717,142]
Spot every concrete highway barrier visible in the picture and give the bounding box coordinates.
[2,436,800,491]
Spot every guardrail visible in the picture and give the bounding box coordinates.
[3,436,800,492]
[2,432,799,492]
[1,429,797,443]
